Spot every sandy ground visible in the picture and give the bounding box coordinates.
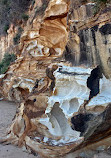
[0,101,111,158]
[0,101,40,158]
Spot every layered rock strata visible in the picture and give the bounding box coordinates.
[1,0,111,158]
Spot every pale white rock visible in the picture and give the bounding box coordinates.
[54,48,62,55]
[39,66,91,145]
[0,74,6,78]
[46,66,91,114]
[12,77,35,92]
[87,75,111,109]
[45,0,68,18]
[26,40,37,51]
[29,31,39,39]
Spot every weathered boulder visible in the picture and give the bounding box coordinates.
[1,0,111,158]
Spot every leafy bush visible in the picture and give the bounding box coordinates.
[18,26,23,33]
[93,0,109,6]
[1,0,8,5]
[13,34,21,45]
[81,0,88,4]
[92,0,110,15]
[13,27,23,45]
[22,14,29,21]
[32,0,35,6]
[4,23,9,34]
[0,53,16,74]
[94,0,108,2]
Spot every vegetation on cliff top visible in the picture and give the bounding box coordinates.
[0,0,31,35]
[92,0,111,13]
[0,53,16,74]
[13,26,24,45]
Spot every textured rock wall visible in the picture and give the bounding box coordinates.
[0,0,68,101]
[65,0,111,78]
[1,0,111,158]
[0,24,17,61]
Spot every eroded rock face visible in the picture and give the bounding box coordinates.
[1,0,111,158]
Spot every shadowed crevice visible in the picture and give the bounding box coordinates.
[87,66,103,100]
[71,113,93,135]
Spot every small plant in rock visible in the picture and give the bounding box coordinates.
[0,53,16,74]
[22,13,29,21]
[92,0,111,15]
[13,27,23,45]
[32,0,35,6]
[93,0,110,4]
[1,0,8,5]
[0,0,32,35]
[81,0,88,4]
[13,33,21,45]
[4,23,9,34]
[18,26,23,33]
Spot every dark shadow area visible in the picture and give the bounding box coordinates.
[71,66,103,136]
[99,23,111,35]
[87,66,103,100]
[71,113,93,135]
[64,45,76,64]
[79,29,88,64]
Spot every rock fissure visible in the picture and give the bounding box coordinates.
[87,66,103,100]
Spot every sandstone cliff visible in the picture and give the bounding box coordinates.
[1,0,111,158]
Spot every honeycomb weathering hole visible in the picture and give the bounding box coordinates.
[68,98,79,114]
[40,102,81,145]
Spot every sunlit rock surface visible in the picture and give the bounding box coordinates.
[1,0,111,158]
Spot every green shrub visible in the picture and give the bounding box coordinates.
[0,0,32,35]
[81,0,88,4]
[4,23,9,34]
[32,0,35,6]
[18,26,23,33]
[13,33,21,45]
[93,0,108,3]
[1,0,8,5]
[22,14,29,21]
[0,53,16,74]
[92,0,110,15]
[13,27,23,45]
